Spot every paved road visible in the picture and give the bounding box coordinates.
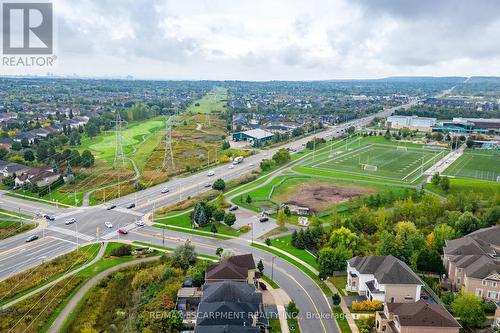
[0,102,413,332]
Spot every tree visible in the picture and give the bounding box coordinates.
[212,178,226,191]
[455,211,481,236]
[440,176,450,192]
[433,224,456,251]
[21,137,29,148]
[216,247,224,257]
[0,147,8,160]
[287,301,299,318]
[170,241,197,270]
[411,247,444,274]
[69,149,81,166]
[221,141,230,150]
[110,244,132,257]
[246,195,252,204]
[431,173,441,185]
[212,207,225,222]
[11,141,22,151]
[260,159,275,171]
[384,129,391,140]
[23,149,35,162]
[332,293,341,306]
[347,126,355,135]
[466,139,474,148]
[215,192,226,208]
[224,212,236,227]
[329,227,358,251]
[451,292,486,327]
[86,123,98,138]
[276,208,287,228]
[377,230,402,258]
[80,150,95,167]
[36,142,49,162]
[192,203,209,227]
[272,148,290,165]
[257,259,264,273]
[210,223,218,234]
[482,205,500,227]
[318,246,352,278]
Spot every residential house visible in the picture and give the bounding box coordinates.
[14,167,59,187]
[375,300,461,333]
[205,253,257,283]
[346,255,423,303]
[495,303,500,330]
[443,226,500,301]
[0,137,13,150]
[195,280,266,333]
[1,162,31,177]
[13,132,37,145]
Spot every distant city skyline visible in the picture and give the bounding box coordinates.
[2,0,500,80]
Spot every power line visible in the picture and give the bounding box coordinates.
[162,115,175,170]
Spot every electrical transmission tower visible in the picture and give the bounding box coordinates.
[162,116,175,170]
[113,112,126,168]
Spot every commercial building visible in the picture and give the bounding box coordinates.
[232,129,274,147]
[385,116,437,132]
[433,118,500,134]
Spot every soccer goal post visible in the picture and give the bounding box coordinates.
[396,146,408,151]
[363,164,378,171]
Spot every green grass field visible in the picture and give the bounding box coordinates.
[307,141,446,182]
[443,150,500,182]
[185,87,227,114]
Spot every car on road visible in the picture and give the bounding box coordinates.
[249,163,254,166]
[105,221,113,228]
[204,183,212,188]
[161,187,170,193]
[229,205,239,211]
[26,234,39,242]
[126,203,135,209]
[135,220,145,227]
[259,217,269,223]
[65,218,76,225]
[106,204,116,210]
[43,214,55,221]
[207,170,215,177]
[228,165,234,169]
[118,228,128,235]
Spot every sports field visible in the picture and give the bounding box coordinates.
[443,150,500,182]
[307,142,447,182]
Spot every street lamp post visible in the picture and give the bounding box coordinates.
[271,256,276,281]
[74,221,79,250]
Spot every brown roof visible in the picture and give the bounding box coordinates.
[206,261,248,281]
[387,300,461,328]
[226,254,256,270]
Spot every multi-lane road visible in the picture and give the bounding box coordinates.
[0,101,413,332]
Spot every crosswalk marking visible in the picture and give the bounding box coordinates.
[100,225,140,240]
[47,225,94,242]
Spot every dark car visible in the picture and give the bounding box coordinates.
[126,203,135,209]
[229,205,239,211]
[26,234,39,242]
[106,204,116,210]
[204,183,212,188]
[43,214,55,221]
[259,217,269,223]
[118,228,128,235]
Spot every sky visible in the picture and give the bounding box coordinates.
[2,0,500,80]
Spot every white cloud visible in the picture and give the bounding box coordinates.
[4,0,500,79]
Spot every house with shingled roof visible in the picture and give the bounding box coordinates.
[375,299,461,333]
[346,255,423,303]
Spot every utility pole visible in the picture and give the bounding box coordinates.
[271,256,276,282]
[162,228,165,248]
[113,112,126,168]
[162,116,175,170]
[75,221,79,250]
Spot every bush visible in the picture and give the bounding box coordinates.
[110,244,132,257]
[351,300,383,311]
[239,225,251,233]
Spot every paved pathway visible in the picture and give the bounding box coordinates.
[0,242,105,310]
[47,256,159,333]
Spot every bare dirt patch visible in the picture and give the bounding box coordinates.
[277,182,376,213]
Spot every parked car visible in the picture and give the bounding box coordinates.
[106,204,116,210]
[259,217,269,223]
[118,228,128,235]
[229,205,239,211]
[135,220,145,227]
[65,218,76,225]
[161,187,170,194]
[104,221,113,228]
[26,234,39,242]
[126,203,135,209]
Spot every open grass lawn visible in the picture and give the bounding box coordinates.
[269,318,282,332]
[0,244,100,306]
[0,208,33,219]
[185,86,228,114]
[271,235,318,270]
[425,177,500,199]
[330,275,348,296]
[0,220,36,240]
[443,149,500,182]
[308,141,446,182]
[332,306,352,333]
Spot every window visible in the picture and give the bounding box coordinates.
[475,288,483,297]
[390,297,395,303]
[458,268,462,273]
[482,280,487,286]
[493,282,497,288]
[487,291,498,300]
[457,277,461,284]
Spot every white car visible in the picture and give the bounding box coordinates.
[161,187,170,194]
[105,221,113,228]
[65,218,76,225]
[228,165,234,169]
[207,171,215,177]
[135,220,145,227]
